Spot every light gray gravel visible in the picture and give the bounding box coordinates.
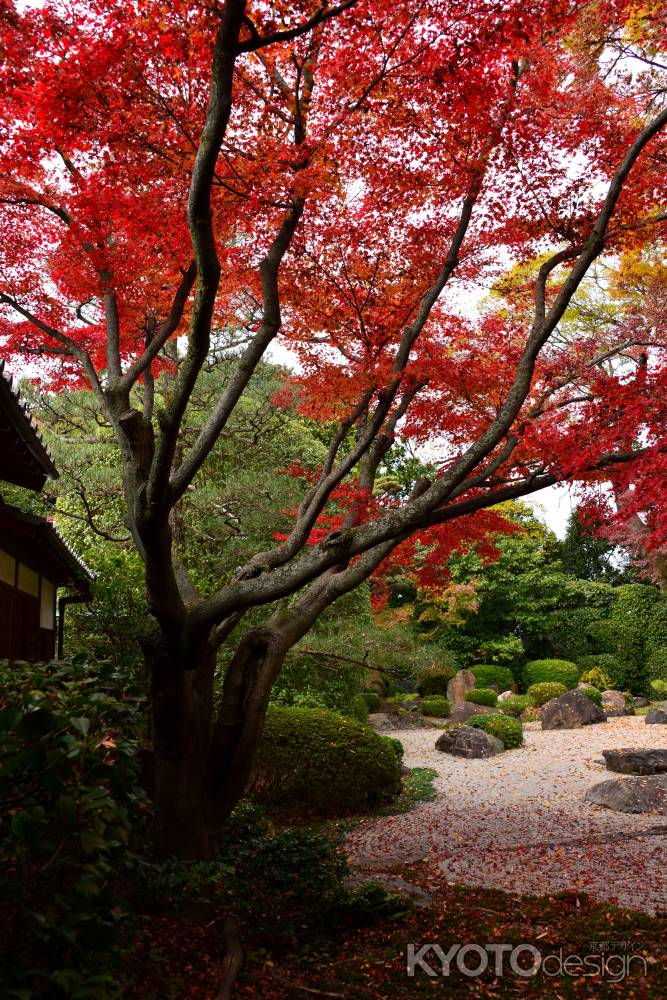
[347,717,667,913]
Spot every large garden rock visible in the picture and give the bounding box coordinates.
[498,690,514,702]
[541,688,607,730]
[447,669,476,705]
[634,697,650,708]
[645,709,667,725]
[449,701,496,723]
[585,775,667,814]
[601,690,625,713]
[435,725,504,759]
[602,748,667,775]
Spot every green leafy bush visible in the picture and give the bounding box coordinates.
[379,735,404,768]
[469,664,515,692]
[580,685,603,707]
[499,695,532,717]
[416,669,455,697]
[465,687,498,707]
[361,691,382,712]
[0,655,147,999]
[523,658,579,689]
[350,693,369,722]
[466,715,523,749]
[579,666,613,691]
[647,647,667,683]
[421,696,451,718]
[650,679,667,699]
[527,681,568,706]
[577,654,625,688]
[251,707,401,815]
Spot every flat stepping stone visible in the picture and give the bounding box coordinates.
[585,775,667,814]
[603,748,667,775]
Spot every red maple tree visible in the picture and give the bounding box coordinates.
[0,0,665,858]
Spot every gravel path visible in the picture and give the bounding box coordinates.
[347,717,667,914]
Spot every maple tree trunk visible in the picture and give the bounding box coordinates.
[205,628,289,833]
[147,639,216,860]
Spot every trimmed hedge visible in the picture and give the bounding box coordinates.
[527,681,568,706]
[417,671,454,697]
[523,658,579,689]
[469,664,515,692]
[465,687,498,707]
[466,715,523,750]
[252,707,401,815]
[651,679,667,699]
[499,694,532,718]
[361,691,382,713]
[421,696,451,718]
[580,685,603,707]
[577,654,625,689]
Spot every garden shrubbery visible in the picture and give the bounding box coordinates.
[523,658,579,689]
[469,664,515,692]
[577,654,625,688]
[527,681,568,706]
[422,696,451,717]
[580,685,603,707]
[416,667,455,697]
[465,687,498,707]
[466,715,523,749]
[579,666,613,691]
[499,694,532,717]
[251,706,402,815]
[361,691,382,712]
[0,655,147,999]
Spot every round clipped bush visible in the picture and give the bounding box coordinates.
[579,667,613,691]
[499,694,532,718]
[422,696,451,718]
[527,681,568,707]
[577,654,625,689]
[361,691,382,713]
[466,714,523,749]
[417,671,454,697]
[469,664,515,692]
[580,685,603,707]
[523,659,579,689]
[252,707,401,815]
[465,687,498,707]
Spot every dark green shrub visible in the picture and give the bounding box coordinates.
[647,647,667,683]
[466,715,523,749]
[523,658,579,689]
[422,696,451,718]
[580,685,603,707]
[350,693,369,722]
[251,707,401,815]
[379,735,404,767]
[577,654,625,688]
[0,655,147,998]
[469,664,515,692]
[579,666,613,691]
[465,687,498,707]
[361,691,382,712]
[608,584,662,694]
[499,694,532,717]
[416,669,455,697]
[527,681,568,706]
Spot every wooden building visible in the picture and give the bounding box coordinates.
[0,362,92,660]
